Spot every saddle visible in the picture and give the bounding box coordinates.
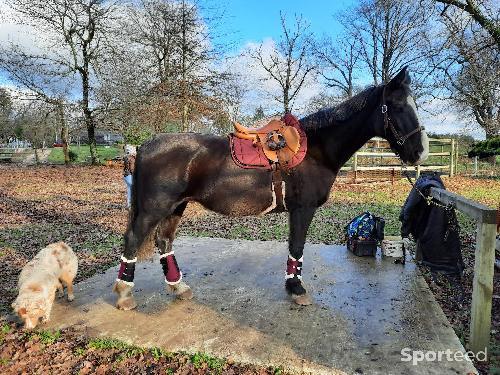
[230,114,307,170]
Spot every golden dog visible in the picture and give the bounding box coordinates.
[12,242,78,329]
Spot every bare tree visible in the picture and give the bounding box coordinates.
[105,0,231,134]
[12,100,58,162]
[0,44,74,163]
[6,0,118,164]
[251,13,316,113]
[430,6,499,139]
[351,0,432,87]
[313,34,361,98]
[434,0,500,47]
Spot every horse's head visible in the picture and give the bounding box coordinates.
[378,67,429,166]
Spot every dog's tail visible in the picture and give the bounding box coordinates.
[127,148,157,261]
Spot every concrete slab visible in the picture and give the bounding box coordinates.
[48,237,477,375]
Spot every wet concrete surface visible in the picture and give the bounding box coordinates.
[48,237,477,374]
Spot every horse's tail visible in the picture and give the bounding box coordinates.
[127,150,157,261]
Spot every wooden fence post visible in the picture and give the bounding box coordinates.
[450,139,455,177]
[353,153,358,183]
[474,156,478,176]
[469,221,496,356]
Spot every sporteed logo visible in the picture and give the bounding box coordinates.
[401,348,487,365]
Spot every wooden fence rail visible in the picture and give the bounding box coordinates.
[340,137,457,180]
[430,187,497,356]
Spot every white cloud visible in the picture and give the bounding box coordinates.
[419,97,485,140]
[0,2,45,53]
[224,38,323,117]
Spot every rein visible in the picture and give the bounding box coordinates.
[381,85,425,146]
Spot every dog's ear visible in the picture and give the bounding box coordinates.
[59,242,70,252]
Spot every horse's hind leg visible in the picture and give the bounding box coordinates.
[156,202,193,300]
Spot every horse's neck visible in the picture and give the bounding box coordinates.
[307,113,377,172]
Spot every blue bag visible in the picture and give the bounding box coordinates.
[346,212,383,240]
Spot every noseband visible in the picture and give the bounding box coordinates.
[381,85,424,146]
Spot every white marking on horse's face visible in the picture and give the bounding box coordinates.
[406,95,429,165]
[416,130,429,165]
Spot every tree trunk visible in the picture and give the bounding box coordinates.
[283,87,290,113]
[57,101,70,165]
[81,65,99,165]
[484,127,498,164]
[181,0,188,132]
[182,103,188,132]
[33,148,39,165]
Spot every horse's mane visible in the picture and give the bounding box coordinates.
[301,86,378,130]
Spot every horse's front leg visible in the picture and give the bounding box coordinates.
[286,207,316,305]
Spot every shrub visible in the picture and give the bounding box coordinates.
[68,150,78,162]
[468,136,500,159]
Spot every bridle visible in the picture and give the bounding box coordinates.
[381,85,425,146]
[380,86,458,237]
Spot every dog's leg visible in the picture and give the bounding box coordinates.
[57,280,64,298]
[66,282,74,302]
[60,272,75,301]
[42,304,52,323]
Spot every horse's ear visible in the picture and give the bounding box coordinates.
[387,66,410,91]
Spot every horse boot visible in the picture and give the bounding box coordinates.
[160,251,193,300]
[113,256,138,310]
[285,255,312,306]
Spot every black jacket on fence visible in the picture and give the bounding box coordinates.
[399,173,464,274]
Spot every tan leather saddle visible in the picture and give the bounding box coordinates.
[233,119,301,164]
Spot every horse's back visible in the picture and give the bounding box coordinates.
[139,132,228,162]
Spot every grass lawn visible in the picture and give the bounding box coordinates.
[48,145,122,164]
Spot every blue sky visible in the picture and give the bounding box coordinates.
[218,0,353,48]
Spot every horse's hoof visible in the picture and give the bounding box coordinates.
[116,297,137,310]
[169,281,193,300]
[113,281,136,310]
[176,288,193,300]
[292,293,312,306]
[67,294,74,302]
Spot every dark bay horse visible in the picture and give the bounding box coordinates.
[113,67,429,310]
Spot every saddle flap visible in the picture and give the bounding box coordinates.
[260,126,300,163]
[280,126,301,153]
